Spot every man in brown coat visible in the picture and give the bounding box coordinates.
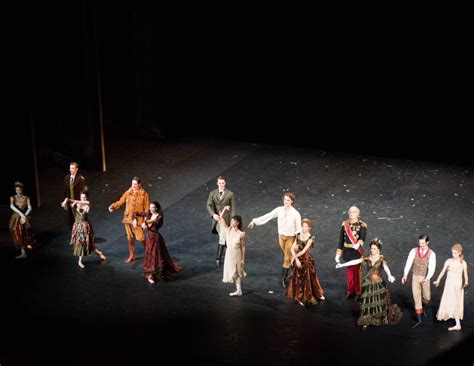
[109,176,150,263]
[61,162,87,228]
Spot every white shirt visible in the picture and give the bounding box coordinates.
[253,206,302,236]
[403,247,437,280]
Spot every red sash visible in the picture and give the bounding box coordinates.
[344,221,362,254]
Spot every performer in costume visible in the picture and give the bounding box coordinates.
[335,206,367,301]
[206,176,236,268]
[219,206,246,296]
[69,191,106,268]
[108,177,149,263]
[248,192,302,288]
[9,182,36,259]
[287,218,325,306]
[433,243,468,331]
[61,162,87,228]
[134,201,181,284]
[336,238,402,329]
[401,234,436,328]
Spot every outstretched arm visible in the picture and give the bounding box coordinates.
[248,207,279,229]
[109,192,127,212]
[336,258,362,268]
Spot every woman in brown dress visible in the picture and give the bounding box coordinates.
[69,191,106,268]
[134,201,180,284]
[9,182,36,259]
[287,218,325,306]
[336,239,402,329]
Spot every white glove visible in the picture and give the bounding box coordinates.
[388,275,395,283]
[353,243,360,250]
[335,263,343,269]
[335,255,340,263]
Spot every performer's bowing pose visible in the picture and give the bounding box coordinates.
[335,206,367,301]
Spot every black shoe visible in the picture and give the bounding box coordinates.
[281,268,289,288]
[411,315,422,328]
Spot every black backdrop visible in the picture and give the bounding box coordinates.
[2,4,472,203]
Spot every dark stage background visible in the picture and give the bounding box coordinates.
[0,4,472,365]
[11,5,474,167]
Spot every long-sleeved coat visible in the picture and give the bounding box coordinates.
[206,189,236,234]
[110,187,150,225]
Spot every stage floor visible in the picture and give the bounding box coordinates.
[0,137,472,365]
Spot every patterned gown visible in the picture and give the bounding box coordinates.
[136,211,181,279]
[287,235,324,305]
[9,195,36,249]
[70,209,95,257]
[358,256,402,326]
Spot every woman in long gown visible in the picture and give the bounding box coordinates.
[9,182,36,259]
[287,218,325,306]
[219,206,246,296]
[134,201,180,284]
[433,243,469,331]
[336,238,402,329]
[69,191,106,268]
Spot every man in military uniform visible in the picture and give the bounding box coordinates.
[335,206,367,301]
[206,176,236,268]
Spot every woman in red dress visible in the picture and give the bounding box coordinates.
[134,201,180,283]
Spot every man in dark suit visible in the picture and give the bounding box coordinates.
[206,176,236,268]
[61,162,87,228]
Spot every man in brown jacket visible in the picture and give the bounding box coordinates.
[109,176,150,263]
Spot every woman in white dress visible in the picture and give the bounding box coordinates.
[433,243,469,331]
[219,206,246,296]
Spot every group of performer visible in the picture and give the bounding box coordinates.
[206,176,469,331]
[8,168,469,331]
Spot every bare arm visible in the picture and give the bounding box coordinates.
[433,259,449,287]
[241,233,246,264]
[463,261,469,288]
[295,237,313,258]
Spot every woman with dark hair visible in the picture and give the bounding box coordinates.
[220,206,246,296]
[287,218,325,306]
[69,190,106,268]
[134,201,180,284]
[336,239,402,329]
[9,182,36,259]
